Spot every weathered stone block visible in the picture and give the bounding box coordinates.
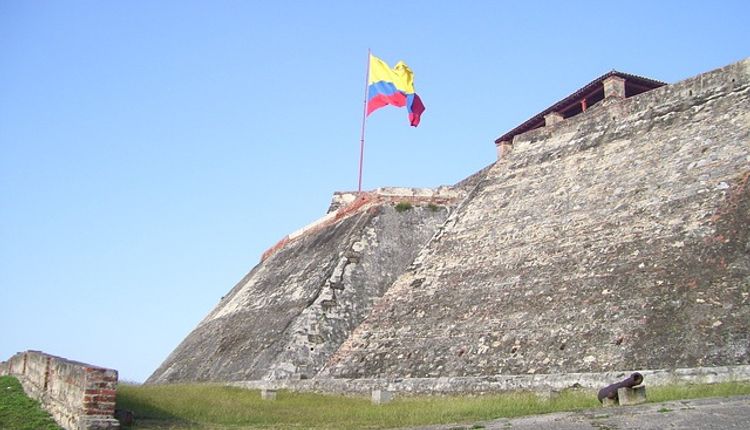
[496,140,512,160]
[603,75,626,98]
[544,111,564,126]
[261,389,277,400]
[78,416,121,430]
[617,385,646,406]
[371,389,392,405]
[535,389,560,402]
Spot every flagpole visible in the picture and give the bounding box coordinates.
[357,48,371,193]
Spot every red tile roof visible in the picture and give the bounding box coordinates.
[495,71,666,144]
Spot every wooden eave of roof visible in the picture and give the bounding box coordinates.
[494,71,667,144]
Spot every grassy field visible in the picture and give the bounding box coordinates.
[116,381,750,429]
[648,381,750,402]
[0,376,62,430]
[1,375,747,429]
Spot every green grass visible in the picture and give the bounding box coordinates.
[647,381,750,402]
[3,376,749,430]
[116,384,596,429]
[115,381,750,429]
[394,201,413,212]
[0,376,62,430]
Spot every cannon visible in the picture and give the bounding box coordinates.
[597,372,644,403]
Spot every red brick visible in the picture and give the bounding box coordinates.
[85,394,115,403]
[99,395,116,402]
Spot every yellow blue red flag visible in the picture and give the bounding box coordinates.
[366,54,425,126]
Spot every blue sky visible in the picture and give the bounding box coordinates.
[1,1,748,383]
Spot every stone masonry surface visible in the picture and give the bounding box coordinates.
[149,58,749,392]
[322,58,750,380]
[0,350,120,430]
[147,199,454,383]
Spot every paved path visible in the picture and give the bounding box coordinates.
[409,395,750,430]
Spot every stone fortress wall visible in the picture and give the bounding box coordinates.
[147,189,468,384]
[1,350,120,430]
[149,58,749,393]
[322,58,750,380]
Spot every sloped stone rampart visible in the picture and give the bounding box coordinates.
[322,58,750,379]
[0,350,119,430]
[147,201,452,383]
[148,58,748,391]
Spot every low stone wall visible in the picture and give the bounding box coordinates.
[329,186,462,213]
[230,365,750,396]
[0,350,119,430]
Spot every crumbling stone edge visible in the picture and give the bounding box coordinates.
[229,365,750,396]
[261,187,463,262]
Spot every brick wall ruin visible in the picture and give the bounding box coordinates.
[0,351,119,430]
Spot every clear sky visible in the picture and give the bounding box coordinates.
[1,1,748,383]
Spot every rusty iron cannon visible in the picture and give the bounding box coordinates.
[597,372,644,403]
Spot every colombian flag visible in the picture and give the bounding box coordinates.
[366,54,425,127]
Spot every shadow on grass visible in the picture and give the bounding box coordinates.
[116,384,197,429]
